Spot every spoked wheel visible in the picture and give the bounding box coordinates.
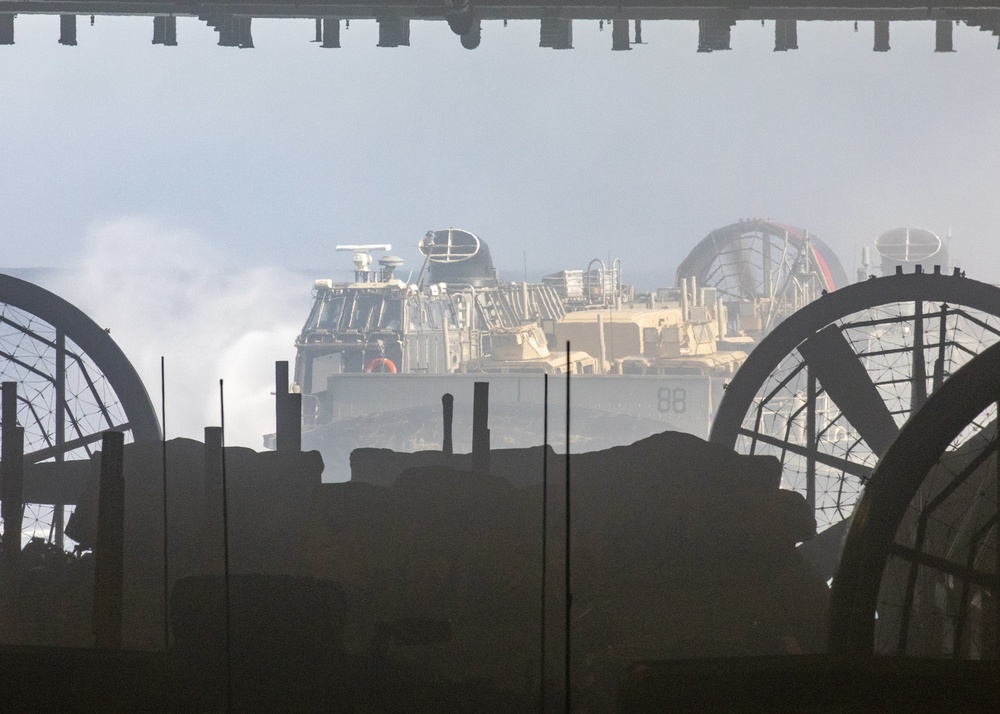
[829,340,1000,658]
[0,275,160,548]
[710,271,1000,547]
[674,219,848,337]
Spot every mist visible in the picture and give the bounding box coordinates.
[47,217,307,449]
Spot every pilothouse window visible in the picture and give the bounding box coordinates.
[378,299,403,330]
[317,296,346,330]
[349,294,378,330]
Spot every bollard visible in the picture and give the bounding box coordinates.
[442,393,454,455]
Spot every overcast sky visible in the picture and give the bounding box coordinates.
[4,15,1000,281]
[3,14,1000,450]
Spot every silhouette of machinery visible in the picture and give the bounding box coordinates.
[709,270,1000,573]
[0,274,160,547]
[830,338,1000,659]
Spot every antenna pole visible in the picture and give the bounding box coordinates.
[540,373,548,714]
[564,343,572,714]
[220,379,233,714]
[161,357,169,653]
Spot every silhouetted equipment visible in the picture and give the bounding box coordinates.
[152,15,177,46]
[473,381,490,473]
[442,393,454,454]
[0,14,14,45]
[698,18,734,52]
[59,14,77,46]
[775,19,798,51]
[711,269,1000,580]
[377,15,410,46]
[874,20,890,51]
[936,19,955,51]
[93,431,125,649]
[321,17,341,47]
[1,382,24,559]
[829,339,1000,659]
[612,19,631,50]
[540,17,572,49]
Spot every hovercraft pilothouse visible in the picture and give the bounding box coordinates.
[292,230,572,411]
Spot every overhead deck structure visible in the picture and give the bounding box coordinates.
[2,1,1000,51]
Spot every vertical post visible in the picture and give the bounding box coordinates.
[995,399,1000,665]
[204,427,223,502]
[275,360,289,451]
[611,19,630,51]
[933,304,948,393]
[59,14,77,45]
[164,16,177,45]
[874,20,890,52]
[680,278,689,322]
[935,20,954,53]
[1,429,24,560]
[204,427,224,575]
[287,393,302,452]
[275,361,301,452]
[443,315,453,373]
[442,393,454,455]
[596,313,607,374]
[539,374,549,714]
[1,382,23,559]
[912,300,927,410]
[0,14,14,46]
[564,342,572,714]
[161,357,170,652]
[93,431,125,649]
[805,368,817,513]
[473,382,490,474]
[219,381,233,714]
[54,333,66,549]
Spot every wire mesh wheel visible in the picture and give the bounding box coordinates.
[710,270,1000,540]
[674,219,848,337]
[829,339,1000,658]
[0,274,159,549]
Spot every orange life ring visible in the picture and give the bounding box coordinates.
[365,357,397,374]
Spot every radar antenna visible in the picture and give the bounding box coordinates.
[335,244,392,282]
